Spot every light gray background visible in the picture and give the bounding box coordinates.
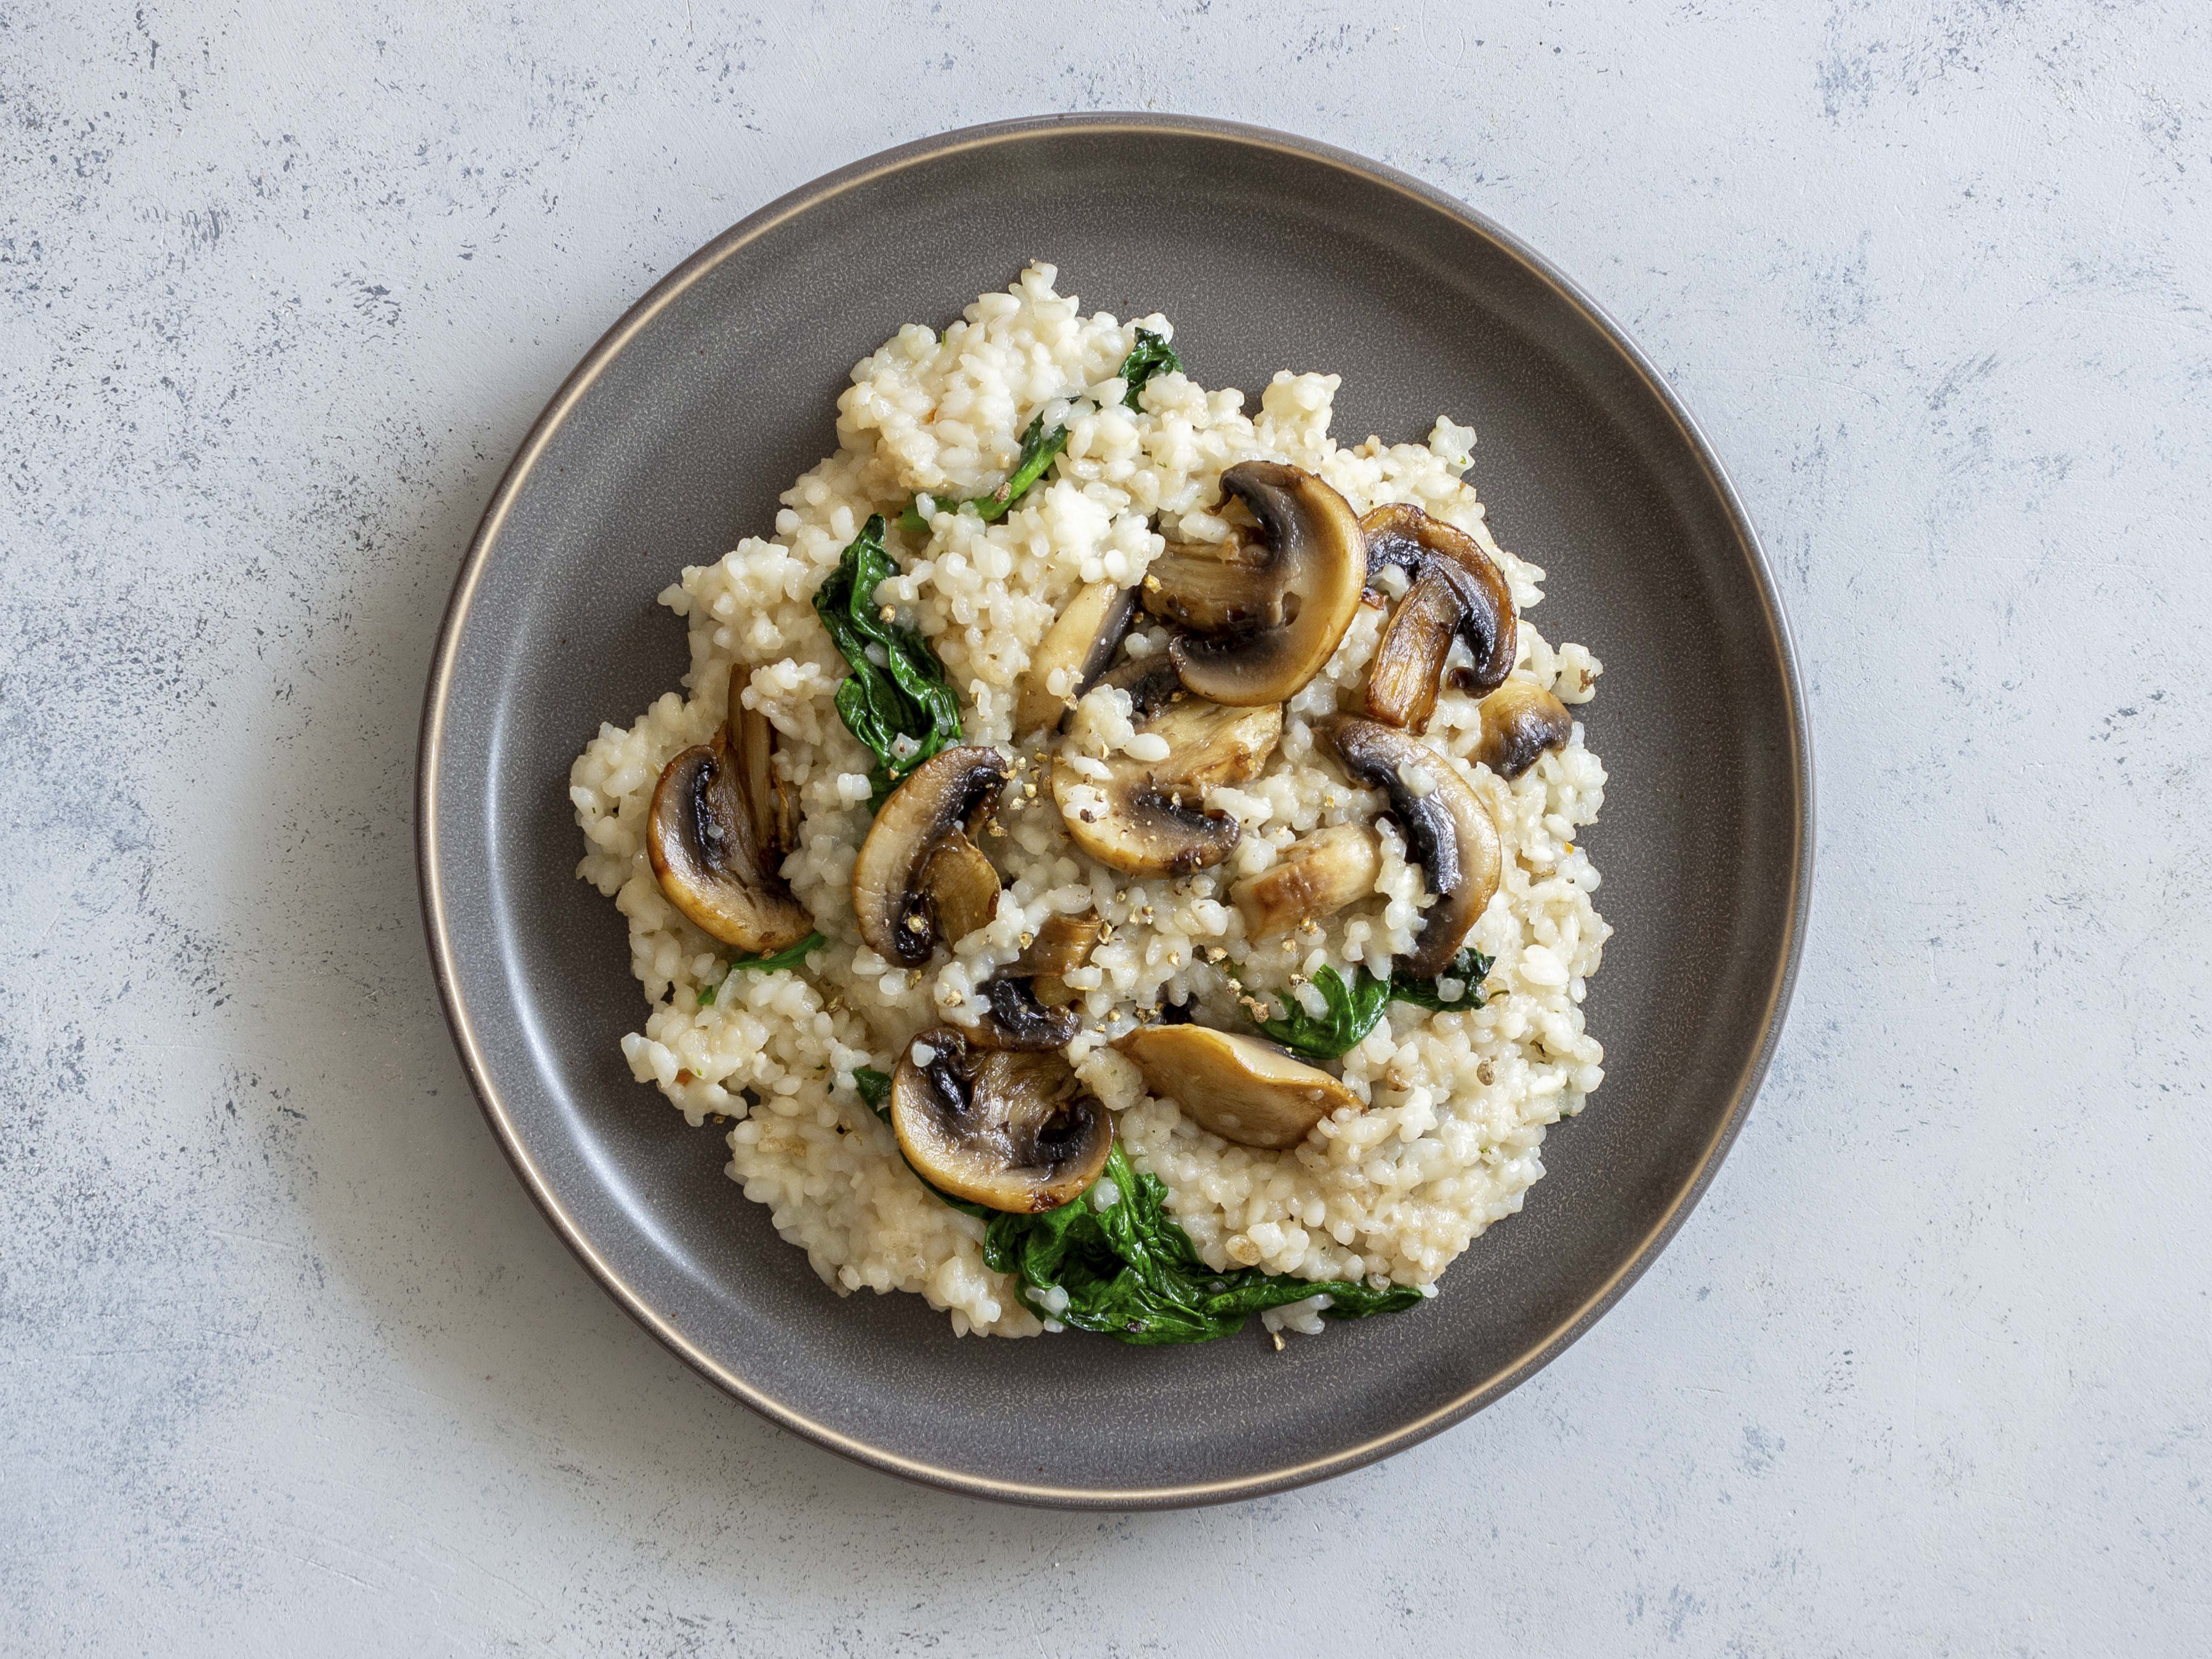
[4,2,2206,1653]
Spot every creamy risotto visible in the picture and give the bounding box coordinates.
[569,265,1608,1342]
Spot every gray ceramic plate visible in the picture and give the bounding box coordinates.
[418,114,1810,1508]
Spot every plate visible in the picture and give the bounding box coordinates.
[417,114,1811,1508]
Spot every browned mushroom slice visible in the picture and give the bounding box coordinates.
[916,832,1001,945]
[1053,760,1241,879]
[1053,691,1281,878]
[647,707,815,955]
[851,747,1007,966]
[1114,1024,1359,1150]
[1168,463,1366,707]
[891,1027,1112,1212]
[1473,679,1575,780]
[1314,715,1502,980]
[1141,534,1286,634]
[1014,581,1140,738]
[730,705,796,855]
[1359,504,1517,728]
[1230,824,1382,939]
[968,976,1083,1051]
[1014,909,1104,1007]
[1016,910,1103,979]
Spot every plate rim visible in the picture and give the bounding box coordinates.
[416,111,1815,1509]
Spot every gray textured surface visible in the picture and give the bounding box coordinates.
[3,1,2205,1652]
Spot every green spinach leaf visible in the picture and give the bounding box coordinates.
[983,1144,1423,1344]
[812,516,963,804]
[894,330,1179,534]
[697,931,827,1005]
[1254,964,1396,1060]
[1239,946,1495,1053]
[1241,947,1493,1059]
[853,1066,893,1115]
[694,929,827,1008]
[1118,326,1182,409]
[1386,946,1496,1012]
[896,414,1071,533]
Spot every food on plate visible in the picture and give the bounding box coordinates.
[570,265,1607,1342]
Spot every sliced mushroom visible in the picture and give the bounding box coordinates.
[648,694,814,954]
[1359,504,1517,730]
[1053,690,1281,877]
[1114,1024,1359,1150]
[851,747,1007,966]
[891,1027,1112,1212]
[731,703,798,856]
[1053,762,1239,879]
[1314,715,1502,980]
[970,975,1083,1051]
[1014,581,1139,738]
[1473,679,1574,780]
[1095,652,1183,716]
[916,832,1001,945]
[1014,909,1104,1007]
[1230,824,1382,939]
[1141,534,1285,633]
[1167,463,1366,707]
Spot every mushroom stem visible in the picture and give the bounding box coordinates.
[1231,824,1382,939]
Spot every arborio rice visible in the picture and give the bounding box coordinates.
[569,264,1609,1340]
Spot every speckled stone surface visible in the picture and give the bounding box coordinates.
[4,3,2206,1653]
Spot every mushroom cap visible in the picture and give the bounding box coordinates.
[1053,758,1241,879]
[1114,1023,1359,1150]
[1014,581,1138,738]
[1168,463,1366,707]
[971,975,1084,1051]
[1052,690,1281,878]
[851,746,1008,966]
[1359,504,1517,728]
[1230,823,1382,940]
[1473,678,1575,780]
[1314,715,1502,980]
[891,1027,1112,1212]
[646,703,815,954]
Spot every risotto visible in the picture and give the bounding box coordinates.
[569,264,1608,1342]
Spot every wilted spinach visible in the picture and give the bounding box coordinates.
[1247,949,1497,1060]
[812,516,963,805]
[696,931,828,1005]
[850,1072,1419,1342]
[984,1144,1423,1344]
[1118,326,1182,409]
[1254,964,1396,1060]
[895,415,1071,533]
[894,331,1184,533]
[1386,946,1496,1013]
